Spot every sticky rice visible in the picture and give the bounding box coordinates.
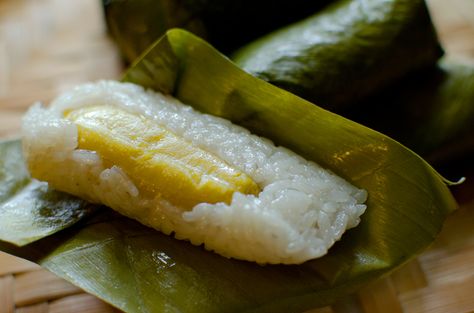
[22,81,367,264]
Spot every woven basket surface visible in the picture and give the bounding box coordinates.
[0,0,473,312]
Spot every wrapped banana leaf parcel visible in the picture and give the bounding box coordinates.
[104,0,443,112]
[343,59,474,166]
[103,0,335,61]
[0,30,458,313]
[232,0,443,111]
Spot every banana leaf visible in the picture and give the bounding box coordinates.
[0,140,95,246]
[344,59,474,164]
[103,0,335,62]
[233,0,443,112]
[0,29,457,313]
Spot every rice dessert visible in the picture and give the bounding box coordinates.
[22,81,367,264]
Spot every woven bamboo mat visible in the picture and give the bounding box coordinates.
[0,0,473,312]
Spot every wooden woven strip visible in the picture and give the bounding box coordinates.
[332,295,365,313]
[358,278,404,313]
[420,244,474,287]
[48,294,120,313]
[14,270,82,307]
[0,275,14,313]
[0,255,119,312]
[399,276,474,313]
[0,252,39,276]
[391,260,428,294]
[14,303,48,313]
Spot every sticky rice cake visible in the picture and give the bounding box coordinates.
[22,81,367,264]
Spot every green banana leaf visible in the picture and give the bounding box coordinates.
[344,59,474,164]
[0,29,457,313]
[233,0,443,112]
[103,0,335,61]
[0,140,96,246]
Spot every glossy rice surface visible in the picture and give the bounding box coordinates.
[22,81,367,264]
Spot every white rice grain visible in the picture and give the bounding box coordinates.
[22,81,367,264]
